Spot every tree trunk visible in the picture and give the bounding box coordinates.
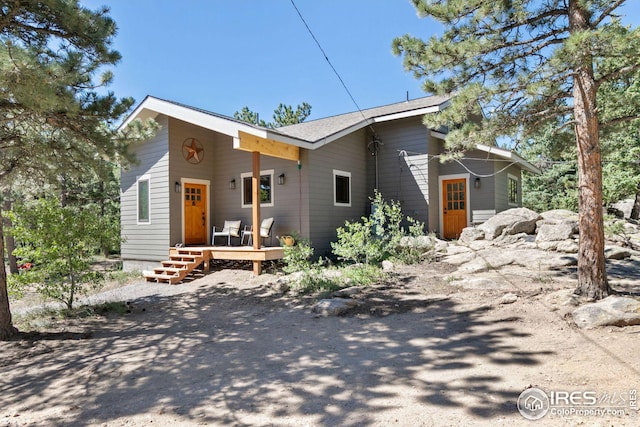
[0,204,18,340]
[570,1,610,300]
[631,183,640,220]
[2,193,18,274]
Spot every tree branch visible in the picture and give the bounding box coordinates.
[591,0,626,28]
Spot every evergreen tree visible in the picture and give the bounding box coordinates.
[393,0,640,300]
[522,74,640,213]
[0,0,155,339]
[234,102,312,127]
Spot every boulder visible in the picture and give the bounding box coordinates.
[611,199,634,219]
[478,208,542,240]
[535,222,576,242]
[456,257,490,274]
[272,277,291,293]
[536,241,559,251]
[499,293,518,304]
[459,227,485,243]
[546,288,581,307]
[399,235,433,249]
[605,246,631,260]
[332,286,364,298]
[441,251,476,266]
[572,296,640,328]
[555,240,579,253]
[443,244,472,255]
[433,238,449,253]
[539,209,579,223]
[313,298,360,317]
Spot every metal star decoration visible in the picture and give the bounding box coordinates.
[182,138,204,164]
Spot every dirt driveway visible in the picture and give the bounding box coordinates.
[1,258,639,426]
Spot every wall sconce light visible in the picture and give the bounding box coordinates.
[278,173,286,185]
[474,177,481,189]
[175,181,181,193]
[229,178,236,190]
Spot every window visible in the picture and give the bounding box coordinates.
[333,170,351,207]
[241,170,274,208]
[137,175,150,224]
[508,174,518,206]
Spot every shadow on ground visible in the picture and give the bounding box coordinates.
[0,279,553,426]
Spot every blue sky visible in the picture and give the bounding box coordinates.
[81,1,640,122]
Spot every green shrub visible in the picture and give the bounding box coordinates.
[9,197,107,310]
[282,236,314,273]
[331,191,427,265]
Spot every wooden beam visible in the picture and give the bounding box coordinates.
[252,151,261,251]
[237,131,299,161]
[252,151,261,276]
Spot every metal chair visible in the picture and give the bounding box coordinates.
[241,217,274,246]
[212,220,241,246]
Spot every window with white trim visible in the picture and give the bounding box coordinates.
[241,169,274,208]
[137,175,151,224]
[333,169,351,207]
[508,174,518,206]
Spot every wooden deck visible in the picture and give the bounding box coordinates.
[145,246,284,284]
[178,245,285,262]
[172,246,284,275]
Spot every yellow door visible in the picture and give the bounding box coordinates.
[184,183,207,245]
[442,178,467,239]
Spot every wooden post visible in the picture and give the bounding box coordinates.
[252,151,262,275]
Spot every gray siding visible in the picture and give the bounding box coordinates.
[308,129,367,256]
[494,164,523,212]
[427,135,441,233]
[121,115,170,265]
[167,117,218,245]
[370,117,431,226]
[438,148,497,213]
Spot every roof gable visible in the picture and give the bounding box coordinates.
[119,94,452,149]
[273,94,451,146]
[119,94,537,174]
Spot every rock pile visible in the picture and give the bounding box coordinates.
[458,207,640,259]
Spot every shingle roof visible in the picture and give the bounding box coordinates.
[274,94,451,143]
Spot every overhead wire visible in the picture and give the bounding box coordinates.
[289,0,377,135]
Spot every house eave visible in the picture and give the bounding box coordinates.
[475,143,540,174]
[372,104,445,123]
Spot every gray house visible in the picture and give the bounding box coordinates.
[119,95,538,271]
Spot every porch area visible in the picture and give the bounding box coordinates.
[143,246,285,284]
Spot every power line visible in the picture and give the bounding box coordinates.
[289,0,373,131]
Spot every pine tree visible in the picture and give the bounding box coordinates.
[234,102,312,127]
[0,0,155,339]
[393,0,640,300]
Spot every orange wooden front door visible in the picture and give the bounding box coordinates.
[184,183,207,245]
[442,178,467,239]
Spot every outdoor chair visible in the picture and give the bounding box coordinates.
[212,220,242,246]
[241,217,274,246]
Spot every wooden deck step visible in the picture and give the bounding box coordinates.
[153,267,185,274]
[144,272,182,284]
[177,249,204,256]
[161,260,193,267]
[170,254,197,261]
[147,249,209,285]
